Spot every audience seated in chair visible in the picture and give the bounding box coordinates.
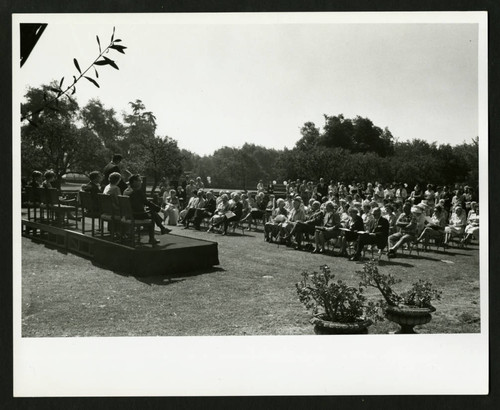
[415,205,446,250]
[192,191,216,230]
[338,207,364,257]
[349,207,389,261]
[207,194,230,232]
[444,205,467,245]
[387,202,418,258]
[313,201,341,254]
[264,198,289,242]
[463,201,479,245]
[161,189,180,226]
[287,201,323,250]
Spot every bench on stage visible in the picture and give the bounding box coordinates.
[22,219,220,277]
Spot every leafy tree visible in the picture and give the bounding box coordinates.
[295,122,320,151]
[320,114,354,150]
[80,98,125,154]
[123,100,183,192]
[21,83,80,186]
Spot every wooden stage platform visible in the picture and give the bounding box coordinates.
[22,219,220,277]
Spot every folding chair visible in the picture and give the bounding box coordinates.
[97,193,122,241]
[46,188,78,229]
[36,187,51,223]
[24,186,39,222]
[79,191,100,236]
[118,195,154,247]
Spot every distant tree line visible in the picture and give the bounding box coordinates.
[183,114,478,191]
[21,85,478,192]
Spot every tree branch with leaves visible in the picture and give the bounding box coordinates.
[21,26,127,125]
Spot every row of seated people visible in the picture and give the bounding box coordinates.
[261,195,480,260]
[261,178,477,215]
[85,172,171,245]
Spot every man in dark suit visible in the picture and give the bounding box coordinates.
[123,174,171,244]
[350,207,389,261]
[103,154,130,193]
[81,171,102,212]
[82,171,102,194]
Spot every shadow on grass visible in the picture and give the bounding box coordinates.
[134,266,226,286]
[377,259,415,268]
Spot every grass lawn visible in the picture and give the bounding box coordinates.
[21,224,481,337]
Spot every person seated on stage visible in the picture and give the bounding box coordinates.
[278,196,306,244]
[82,171,103,194]
[415,204,446,249]
[264,198,289,242]
[444,205,467,245]
[123,174,171,244]
[338,207,364,257]
[463,201,479,245]
[210,193,244,235]
[183,189,207,229]
[103,171,122,213]
[42,170,56,189]
[387,202,418,258]
[192,191,216,230]
[102,154,131,194]
[26,170,43,204]
[207,194,230,232]
[161,189,181,226]
[287,201,323,250]
[103,172,121,196]
[313,202,341,254]
[28,170,43,189]
[349,207,389,261]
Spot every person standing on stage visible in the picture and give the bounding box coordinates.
[102,154,131,194]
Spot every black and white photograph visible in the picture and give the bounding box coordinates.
[13,12,489,396]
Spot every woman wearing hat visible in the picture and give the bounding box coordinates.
[444,205,466,245]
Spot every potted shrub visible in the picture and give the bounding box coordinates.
[357,260,442,334]
[296,265,384,334]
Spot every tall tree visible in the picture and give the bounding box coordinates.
[123,100,183,192]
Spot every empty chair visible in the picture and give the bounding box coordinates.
[79,191,101,236]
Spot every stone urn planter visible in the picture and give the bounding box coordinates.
[385,305,436,334]
[311,315,373,335]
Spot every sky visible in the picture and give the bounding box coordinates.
[17,14,479,156]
